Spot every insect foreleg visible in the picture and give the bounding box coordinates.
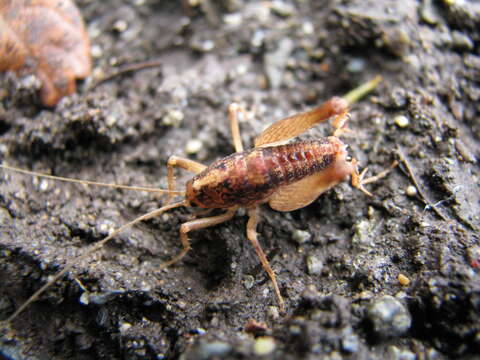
[166,156,206,204]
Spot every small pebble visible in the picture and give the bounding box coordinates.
[39,179,50,192]
[387,345,416,360]
[119,322,132,334]
[113,20,128,32]
[0,143,7,155]
[394,115,409,128]
[88,25,101,39]
[451,30,474,51]
[162,109,184,126]
[306,255,323,275]
[196,328,207,335]
[88,291,123,305]
[405,185,417,197]
[253,336,276,356]
[92,68,105,81]
[426,347,442,359]
[91,44,103,58]
[243,275,255,290]
[251,29,266,48]
[302,21,314,35]
[105,114,118,127]
[223,13,242,26]
[185,139,203,154]
[398,273,410,286]
[140,281,152,292]
[368,206,375,219]
[291,229,311,244]
[270,1,294,17]
[97,220,116,236]
[346,58,365,73]
[420,0,440,24]
[352,219,374,247]
[341,333,359,353]
[195,341,232,360]
[267,306,280,320]
[79,292,90,305]
[201,40,215,52]
[455,140,476,162]
[367,295,411,338]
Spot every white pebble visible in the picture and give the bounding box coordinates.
[39,179,50,192]
[306,255,323,275]
[254,337,276,356]
[113,20,128,32]
[91,44,103,58]
[394,115,409,128]
[119,322,132,333]
[162,110,184,126]
[406,185,417,197]
[105,114,117,127]
[302,21,314,35]
[223,13,242,26]
[291,229,311,244]
[185,139,203,154]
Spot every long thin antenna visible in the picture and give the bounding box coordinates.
[2,200,188,323]
[0,163,185,195]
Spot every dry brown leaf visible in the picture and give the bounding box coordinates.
[0,0,91,106]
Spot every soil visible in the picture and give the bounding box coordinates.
[0,1,479,359]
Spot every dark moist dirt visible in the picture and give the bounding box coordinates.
[0,1,479,359]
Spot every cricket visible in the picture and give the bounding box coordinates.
[0,76,394,321]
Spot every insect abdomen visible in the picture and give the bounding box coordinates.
[186,139,337,208]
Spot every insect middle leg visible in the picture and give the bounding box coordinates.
[246,206,285,313]
[159,207,237,270]
[228,102,248,152]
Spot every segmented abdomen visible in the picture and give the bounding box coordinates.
[186,139,338,208]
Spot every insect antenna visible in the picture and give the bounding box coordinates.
[2,200,188,323]
[0,162,188,322]
[0,163,185,196]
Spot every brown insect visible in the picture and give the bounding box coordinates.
[1,77,394,321]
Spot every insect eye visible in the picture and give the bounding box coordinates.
[345,156,353,162]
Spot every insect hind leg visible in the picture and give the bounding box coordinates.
[246,206,285,313]
[254,97,349,147]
